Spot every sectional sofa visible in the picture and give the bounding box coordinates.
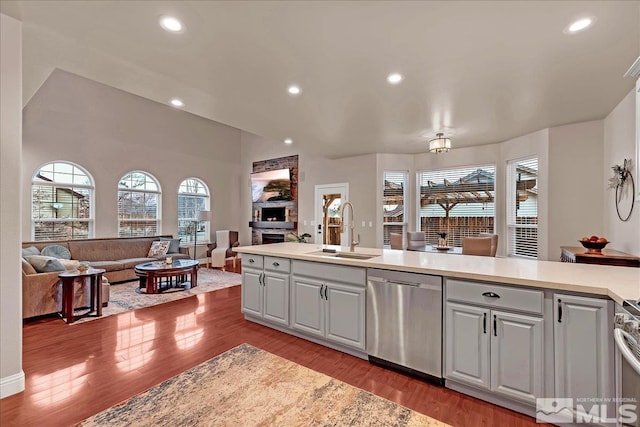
[21,235,189,319]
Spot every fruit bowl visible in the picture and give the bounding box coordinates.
[579,240,609,254]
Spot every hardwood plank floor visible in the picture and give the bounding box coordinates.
[2,265,543,427]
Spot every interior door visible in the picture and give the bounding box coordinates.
[314,183,349,245]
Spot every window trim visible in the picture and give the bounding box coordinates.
[177,177,210,244]
[31,160,95,240]
[382,170,409,248]
[117,170,162,237]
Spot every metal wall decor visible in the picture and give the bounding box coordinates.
[608,159,635,221]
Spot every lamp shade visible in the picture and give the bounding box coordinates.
[429,133,451,153]
[197,210,210,221]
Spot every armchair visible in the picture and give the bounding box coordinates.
[206,230,239,271]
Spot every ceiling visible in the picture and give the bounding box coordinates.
[3,1,639,158]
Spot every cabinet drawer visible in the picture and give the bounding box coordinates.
[242,254,264,269]
[292,260,365,286]
[446,279,543,315]
[265,256,291,273]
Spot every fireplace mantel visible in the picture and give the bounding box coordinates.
[249,221,297,230]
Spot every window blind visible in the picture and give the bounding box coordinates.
[383,171,408,247]
[507,157,538,259]
[417,165,495,247]
[178,178,210,243]
[31,161,93,241]
[118,171,160,237]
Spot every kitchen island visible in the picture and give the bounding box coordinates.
[236,242,639,423]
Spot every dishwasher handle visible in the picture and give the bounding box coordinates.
[368,276,441,291]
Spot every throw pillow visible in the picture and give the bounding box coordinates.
[148,240,170,257]
[21,258,37,275]
[41,244,72,260]
[22,246,40,257]
[159,237,181,254]
[24,255,66,273]
[59,259,80,271]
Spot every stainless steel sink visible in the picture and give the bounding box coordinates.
[308,250,377,260]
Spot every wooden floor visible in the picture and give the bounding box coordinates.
[2,265,541,427]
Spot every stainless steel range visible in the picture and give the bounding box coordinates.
[615,299,640,426]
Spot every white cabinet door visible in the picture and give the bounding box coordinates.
[491,310,543,404]
[554,294,614,406]
[241,268,263,317]
[445,302,490,389]
[291,277,324,338]
[263,272,290,326]
[325,281,365,350]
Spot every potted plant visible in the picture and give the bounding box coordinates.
[288,232,312,243]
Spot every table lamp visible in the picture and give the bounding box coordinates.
[193,210,210,260]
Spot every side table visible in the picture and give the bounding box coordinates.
[560,246,640,268]
[58,268,106,324]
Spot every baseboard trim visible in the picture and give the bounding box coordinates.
[1,370,25,399]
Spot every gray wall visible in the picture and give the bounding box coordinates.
[22,69,244,259]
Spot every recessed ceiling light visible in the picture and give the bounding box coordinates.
[169,98,184,107]
[387,73,404,84]
[564,16,595,34]
[159,16,184,33]
[287,85,301,96]
[284,138,293,145]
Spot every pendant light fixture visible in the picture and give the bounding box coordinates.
[429,132,452,153]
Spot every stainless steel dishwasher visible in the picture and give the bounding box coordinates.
[366,268,443,384]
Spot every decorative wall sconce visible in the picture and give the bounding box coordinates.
[608,159,635,221]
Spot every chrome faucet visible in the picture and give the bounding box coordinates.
[339,201,360,252]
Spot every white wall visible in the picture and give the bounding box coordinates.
[604,90,639,256]
[1,13,25,398]
[22,69,244,259]
[548,121,605,259]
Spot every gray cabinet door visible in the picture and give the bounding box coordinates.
[263,272,290,326]
[242,268,263,317]
[491,310,543,404]
[291,277,324,338]
[445,302,490,389]
[554,294,614,408]
[445,302,491,389]
[325,281,365,350]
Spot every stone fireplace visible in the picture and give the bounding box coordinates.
[262,233,286,244]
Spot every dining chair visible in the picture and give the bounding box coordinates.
[389,232,403,249]
[406,231,426,251]
[478,233,499,257]
[462,236,494,256]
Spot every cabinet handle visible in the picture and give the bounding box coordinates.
[273,262,280,267]
[558,299,563,323]
[482,292,500,298]
[493,314,497,336]
[249,259,255,263]
[483,313,487,334]
[259,273,264,286]
[324,285,328,300]
[319,284,324,300]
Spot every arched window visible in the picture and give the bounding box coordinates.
[117,171,161,237]
[177,178,210,243]
[31,161,94,241]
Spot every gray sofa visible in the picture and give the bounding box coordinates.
[21,235,189,319]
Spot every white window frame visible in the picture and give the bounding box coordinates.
[506,157,539,259]
[31,161,94,241]
[177,178,210,243]
[117,170,161,237]
[382,170,408,248]
[416,164,496,247]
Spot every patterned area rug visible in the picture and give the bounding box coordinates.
[72,268,241,324]
[80,344,449,426]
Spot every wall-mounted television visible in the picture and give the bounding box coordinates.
[251,168,292,202]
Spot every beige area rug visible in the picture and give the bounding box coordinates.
[71,268,241,324]
[80,344,448,427]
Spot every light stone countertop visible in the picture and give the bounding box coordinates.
[235,242,640,305]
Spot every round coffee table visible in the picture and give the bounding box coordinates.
[134,259,199,294]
